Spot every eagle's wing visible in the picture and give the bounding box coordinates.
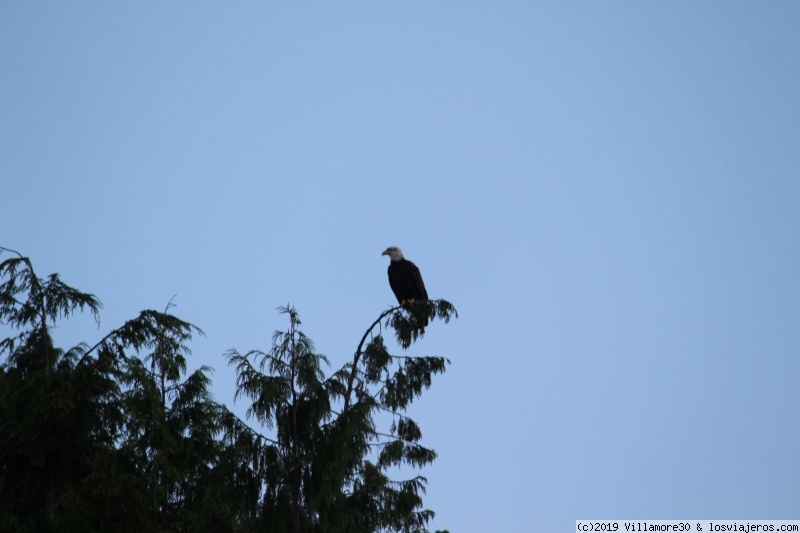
[409,261,428,301]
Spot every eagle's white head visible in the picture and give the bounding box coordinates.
[381,246,404,261]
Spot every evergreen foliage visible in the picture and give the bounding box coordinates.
[0,249,456,532]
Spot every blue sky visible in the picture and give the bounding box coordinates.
[3,2,800,530]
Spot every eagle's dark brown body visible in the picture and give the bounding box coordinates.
[382,246,429,329]
[387,258,428,305]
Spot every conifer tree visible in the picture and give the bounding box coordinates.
[0,248,107,531]
[224,301,456,533]
[0,249,214,531]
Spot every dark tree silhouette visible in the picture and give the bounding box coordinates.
[0,248,455,532]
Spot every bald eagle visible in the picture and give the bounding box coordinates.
[382,246,429,328]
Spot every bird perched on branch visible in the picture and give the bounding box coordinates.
[382,246,429,328]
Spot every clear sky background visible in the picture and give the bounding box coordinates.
[3,2,799,530]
